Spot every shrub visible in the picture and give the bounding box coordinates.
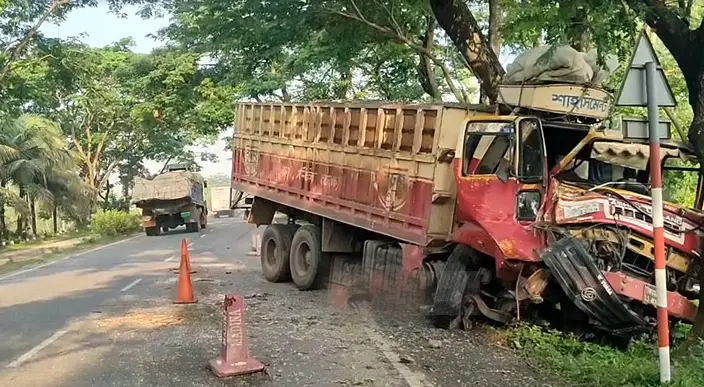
[91,210,141,237]
[508,324,704,387]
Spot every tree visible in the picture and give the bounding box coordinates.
[20,39,228,206]
[151,0,478,102]
[0,115,79,237]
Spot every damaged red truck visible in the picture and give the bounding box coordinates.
[231,83,703,338]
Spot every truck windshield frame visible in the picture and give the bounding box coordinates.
[517,118,546,184]
[462,121,516,176]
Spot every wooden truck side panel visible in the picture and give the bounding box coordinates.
[231,102,488,246]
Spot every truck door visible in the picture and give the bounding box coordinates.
[453,117,547,263]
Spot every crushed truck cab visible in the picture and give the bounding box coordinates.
[230,82,703,337]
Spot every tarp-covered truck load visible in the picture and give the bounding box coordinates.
[131,170,208,236]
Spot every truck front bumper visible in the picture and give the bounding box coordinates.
[602,271,697,323]
[541,237,699,334]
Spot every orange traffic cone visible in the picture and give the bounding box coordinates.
[182,239,189,271]
[181,238,195,274]
[175,242,197,304]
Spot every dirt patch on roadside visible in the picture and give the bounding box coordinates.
[94,309,185,330]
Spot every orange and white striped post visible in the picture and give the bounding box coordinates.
[645,61,670,383]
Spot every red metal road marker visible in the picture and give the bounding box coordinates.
[209,295,265,378]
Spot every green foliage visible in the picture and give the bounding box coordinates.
[509,324,704,387]
[151,0,471,102]
[90,209,141,237]
[501,0,638,61]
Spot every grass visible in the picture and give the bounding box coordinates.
[505,324,704,387]
[0,233,134,276]
[2,230,91,252]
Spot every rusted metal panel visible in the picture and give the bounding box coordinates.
[232,102,488,245]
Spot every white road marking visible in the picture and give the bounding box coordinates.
[187,243,194,248]
[0,235,142,282]
[164,255,175,262]
[200,234,206,238]
[6,330,68,368]
[120,278,142,292]
[357,307,432,387]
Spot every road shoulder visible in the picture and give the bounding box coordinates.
[0,233,141,278]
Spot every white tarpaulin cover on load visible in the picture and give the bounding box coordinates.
[505,45,616,86]
[131,171,204,203]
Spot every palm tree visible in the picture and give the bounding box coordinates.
[0,114,84,238]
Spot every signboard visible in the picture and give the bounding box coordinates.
[615,31,676,107]
[497,84,611,120]
[621,117,671,140]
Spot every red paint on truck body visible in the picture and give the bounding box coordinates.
[232,148,435,246]
[450,159,545,274]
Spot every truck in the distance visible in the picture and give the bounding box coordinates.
[132,164,208,236]
[209,186,235,217]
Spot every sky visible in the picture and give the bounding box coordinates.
[40,4,233,179]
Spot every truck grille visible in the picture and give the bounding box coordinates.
[611,205,681,235]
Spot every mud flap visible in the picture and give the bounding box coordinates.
[540,237,649,334]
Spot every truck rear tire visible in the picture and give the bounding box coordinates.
[261,224,298,283]
[186,221,201,233]
[289,225,325,291]
[145,227,160,237]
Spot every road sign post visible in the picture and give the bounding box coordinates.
[645,61,671,383]
[615,30,676,384]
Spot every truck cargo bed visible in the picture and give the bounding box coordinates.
[232,102,490,246]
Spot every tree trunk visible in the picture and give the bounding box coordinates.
[16,186,25,237]
[568,6,590,52]
[0,179,6,239]
[429,0,505,102]
[0,202,5,239]
[479,0,504,103]
[53,205,58,235]
[30,197,37,236]
[687,89,704,340]
[418,16,442,101]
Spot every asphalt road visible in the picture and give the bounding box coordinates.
[0,215,559,387]
[0,216,248,370]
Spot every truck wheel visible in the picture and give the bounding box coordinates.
[431,244,482,329]
[261,224,298,283]
[289,225,325,291]
[186,222,200,233]
[145,227,160,237]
